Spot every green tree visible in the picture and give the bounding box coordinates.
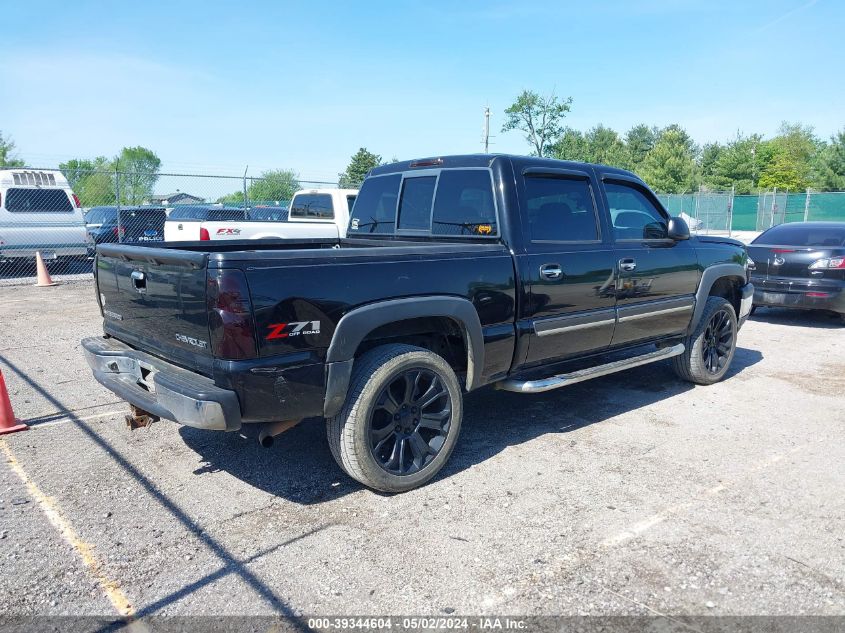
[583,124,629,168]
[338,148,382,188]
[640,128,697,193]
[59,157,115,206]
[115,146,161,204]
[699,142,722,184]
[248,169,300,203]
[705,134,766,194]
[814,129,845,190]
[502,90,573,157]
[0,131,25,167]
[758,151,806,192]
[549,127,588,162]
[624,124,660,169]
[758,122,818,192]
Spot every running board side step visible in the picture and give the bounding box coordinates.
[496,343,685,394]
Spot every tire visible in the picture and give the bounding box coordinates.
[672,296,738,385]
[326,344,463,493]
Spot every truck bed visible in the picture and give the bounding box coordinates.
[93,237,518,410]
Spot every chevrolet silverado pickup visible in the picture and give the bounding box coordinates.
[83,154,754,492]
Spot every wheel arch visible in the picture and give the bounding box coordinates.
[689,263,746,333]
[323,296,485,417]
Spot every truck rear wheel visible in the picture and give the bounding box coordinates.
[672,296,738,385]
[326,344,463,493]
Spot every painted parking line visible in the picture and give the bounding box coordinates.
[0,440,135,617]
[32,409,127,429]
[602,446,803,547]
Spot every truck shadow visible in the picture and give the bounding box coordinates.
[750,307,844,329]
[179,347,763,505]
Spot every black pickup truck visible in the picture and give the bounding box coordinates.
[83,154,753,492]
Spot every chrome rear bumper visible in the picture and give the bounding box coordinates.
[82,336,241,431]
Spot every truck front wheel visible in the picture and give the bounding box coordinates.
[672,296,738,385]
[326,344,463,493]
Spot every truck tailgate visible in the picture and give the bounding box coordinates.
[95,244,213,374]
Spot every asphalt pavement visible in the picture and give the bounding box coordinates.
[0,280,843,622]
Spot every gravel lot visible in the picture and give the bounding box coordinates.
[1,279,843,622]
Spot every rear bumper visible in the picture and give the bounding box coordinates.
[751,278,845,314]
[0,245,88,260]
[82,336,242,431]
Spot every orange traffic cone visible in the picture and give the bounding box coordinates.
[34,251,57,287]
[0,369,28,435]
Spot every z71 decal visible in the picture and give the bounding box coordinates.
[266,321,322,340]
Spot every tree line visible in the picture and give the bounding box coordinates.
[502,90,845,194]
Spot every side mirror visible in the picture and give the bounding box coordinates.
[667,216,690,241]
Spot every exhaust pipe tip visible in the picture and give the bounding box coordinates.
[257,419,301,448]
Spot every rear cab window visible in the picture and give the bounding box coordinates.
[348,169,498,238]
[290,194,334,220]
[168,207,210,221]
[5,188,74,213]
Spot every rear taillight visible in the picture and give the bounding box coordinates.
[809,257,845,269]
[72,194,81,208]
[112,226,120,237]
[200,227,211,241]
[206,269,257,360]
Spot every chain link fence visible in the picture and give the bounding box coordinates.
[656,191,734,235]
[0,167,337,285]
[658,190,845,236]
[3,164,845,285]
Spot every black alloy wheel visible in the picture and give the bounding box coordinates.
[368,369,452,476]
[701,308,735,375]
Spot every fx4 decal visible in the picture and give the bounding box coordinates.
[266,320,321,340]
[216,227,241,235]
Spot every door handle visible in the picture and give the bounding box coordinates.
[130,270,147,293]
[540,263,563,280]
[618,258,637,272]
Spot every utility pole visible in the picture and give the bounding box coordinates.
[482,107,490,153]
[243,165,249,210]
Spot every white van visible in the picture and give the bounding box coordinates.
[0,169,88,264]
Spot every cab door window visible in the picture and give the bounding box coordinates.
[604,182,668,240]
[524,176,599,242]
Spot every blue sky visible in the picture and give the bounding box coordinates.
[2,0,842,181]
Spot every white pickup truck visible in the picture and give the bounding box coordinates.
[164,188,358,242]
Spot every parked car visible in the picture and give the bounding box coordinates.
[163,189,358,242]
[82,155,753,492]
[748,221,845,321]
[85,206,168,255]
[0,169,87,265]
[85,206,118,256]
